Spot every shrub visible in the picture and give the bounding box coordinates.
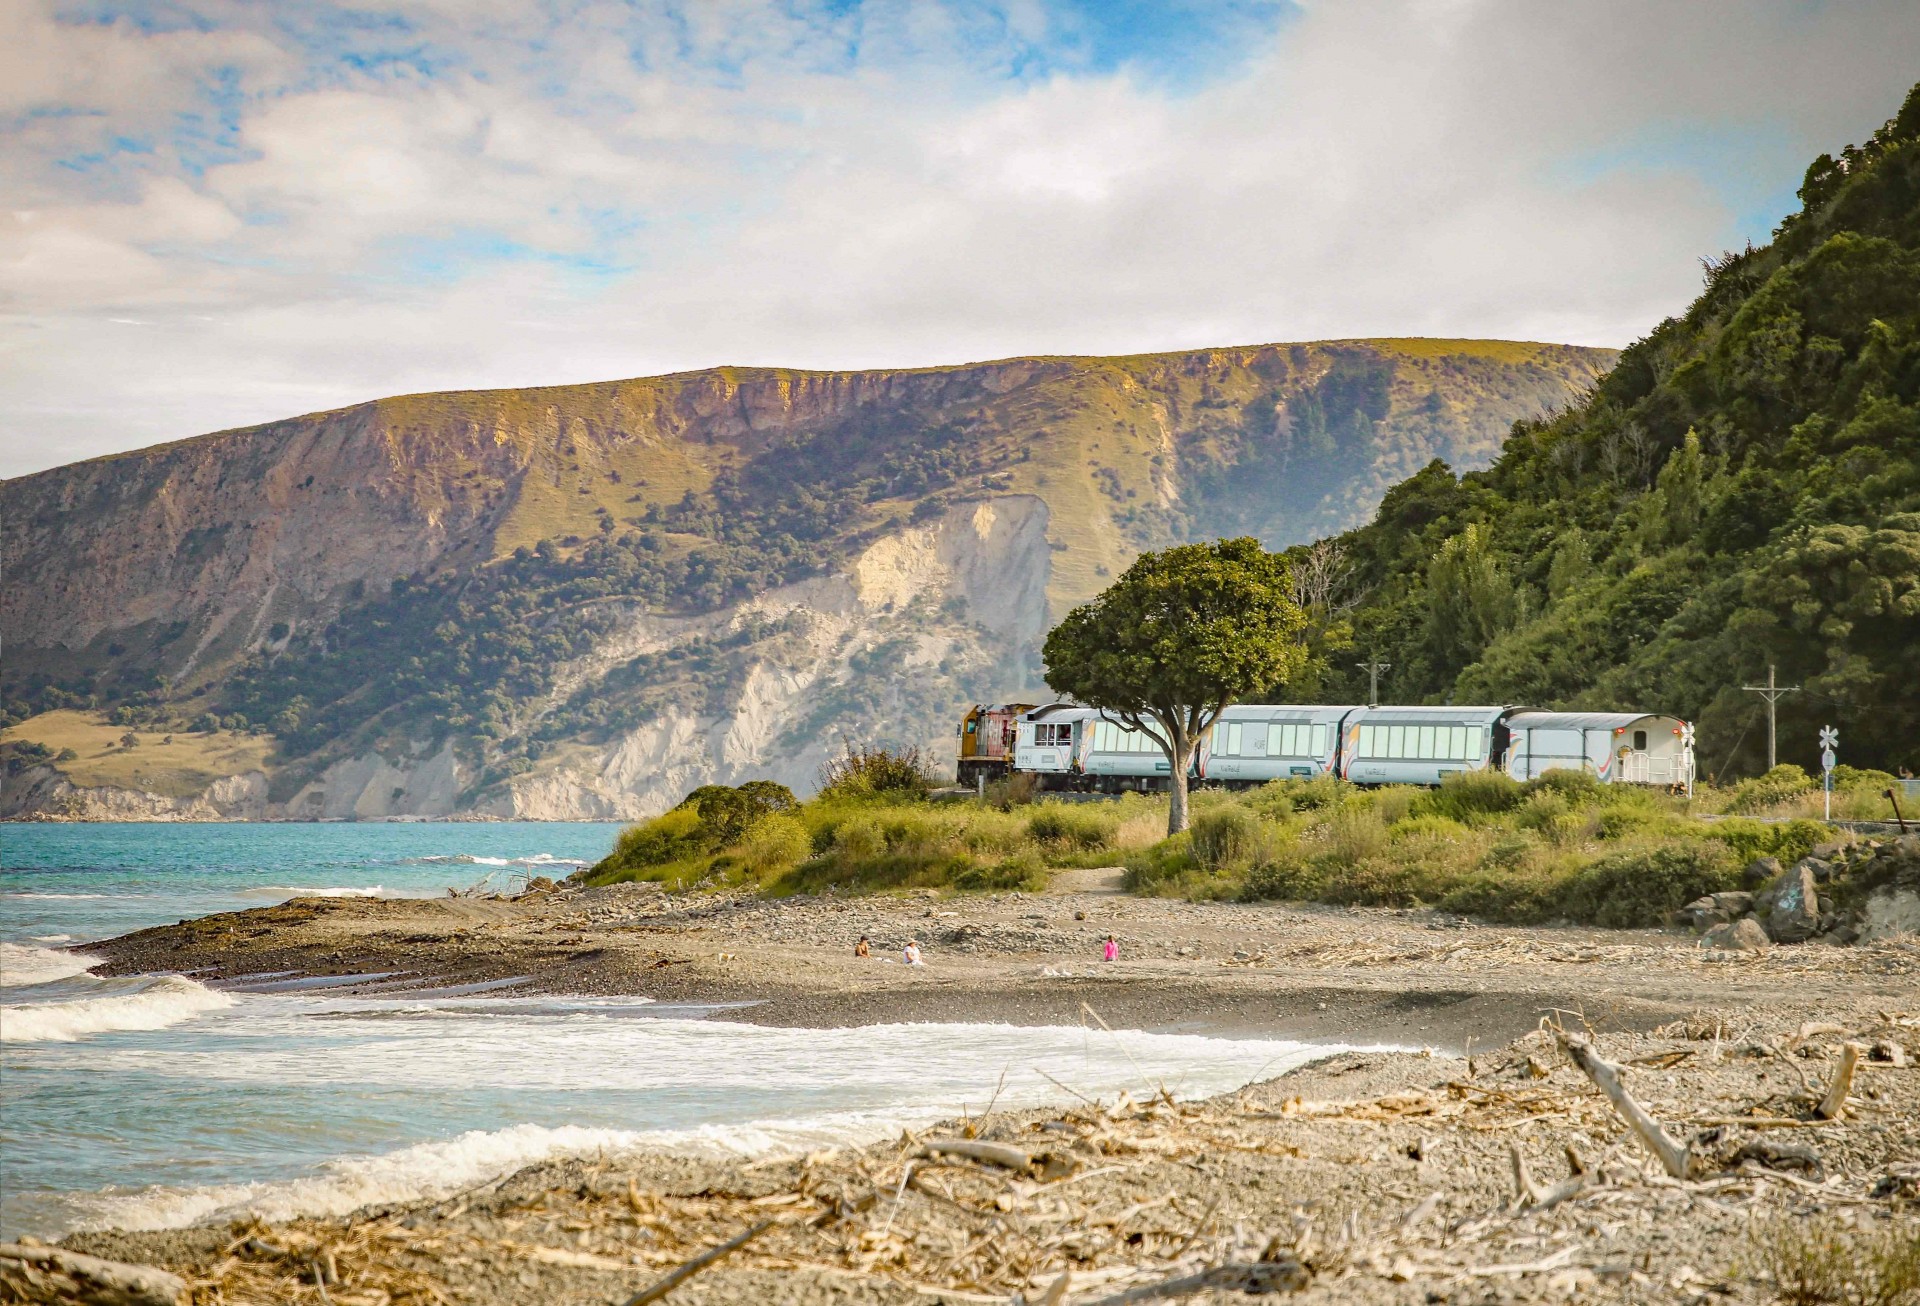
[1514,789,1572,832]
[742,813,811,876]
[1280,774,1350,812]
[1190,805,1264,870]
[1524,767,1603,803]
[1703,817,1826,866]
[1026,803,1117,851]
[1727,764,1815,814]
[819,741,933,800]
[1389,814,1474,844]
[1242,783,1295,821]
[1328,806,1389,863]
[601,805,705,873]
[1123,834,1198,894]
[1415,769,1523,823]
[682,781,799,845]
[955,851,1048,892]
[1555,842,1738,928]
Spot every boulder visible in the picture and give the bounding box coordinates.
[1803,857,1833,884]
[1675,891,1758,930]
[1675,896,1729,930]
[1702,918,1770,952]
[1743,856,1782,892]
[1765,863,1821,943]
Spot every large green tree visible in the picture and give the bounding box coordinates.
[1042,538,1307,834]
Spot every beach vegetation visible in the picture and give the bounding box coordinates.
[585,761,1838,931]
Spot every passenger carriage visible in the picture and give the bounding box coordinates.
[1201,704,1357,787]
[1339,705,1507,786]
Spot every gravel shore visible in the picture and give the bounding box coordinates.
[44,878,1920,1303]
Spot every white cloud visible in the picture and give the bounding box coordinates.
[3,0,1918,476]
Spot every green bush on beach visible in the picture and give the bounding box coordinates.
[583,760,1853,929]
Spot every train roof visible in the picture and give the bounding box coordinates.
[1505,710,1686,730]
[1351,704,1511,722]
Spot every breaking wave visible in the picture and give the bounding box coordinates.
[0,975,235,1044]
[0,942,99,988]
[56,1111,958,1233]
[404,853,587,869]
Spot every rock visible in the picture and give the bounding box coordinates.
[1743,856,1782,892]
[1764,864,1821,943]
[1803,857,1833,884]
[1674,896,1728,930]
[1701,919,1770,952]
[1731,1138,1824,1179]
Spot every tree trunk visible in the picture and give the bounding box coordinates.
[1167,745,1191,835]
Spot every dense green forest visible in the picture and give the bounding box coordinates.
[1299,83,1920,776]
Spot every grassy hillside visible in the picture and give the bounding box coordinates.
[0,710,274,800]
[1306,84,1920,775]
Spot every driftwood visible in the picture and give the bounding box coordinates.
[617,1219,776,1306]
[0,1242,188,1306]
[920,1138,1034,1171]
[1816,1042,1865,1120]
[1555,1032,1692,1179]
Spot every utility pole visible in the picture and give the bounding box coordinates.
[1355,659,1391,708]
[1741,663,1800,770]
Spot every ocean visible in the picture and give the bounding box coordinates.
[1,823,1338,1241]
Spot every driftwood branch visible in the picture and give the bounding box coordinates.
[1816,1042,1864,1121]
[617,1219,776,1306]
[919,1138,1033,1171]
[1556,1032,1691,1179]
[0,1242,188,1306]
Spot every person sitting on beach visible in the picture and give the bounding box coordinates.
[854,935,871,958]
[903,939,924,966]
[1102,935,1118,962]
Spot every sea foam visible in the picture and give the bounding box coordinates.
[55,1110,974,1233]
[0,942,100,988]
[0,975,235,1044]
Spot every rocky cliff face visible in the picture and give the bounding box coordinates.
[2,340,1613,820]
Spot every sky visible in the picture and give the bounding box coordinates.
[4,1,1919,478]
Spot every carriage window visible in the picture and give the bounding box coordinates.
[1633,729,1648,751]
[1384,725,1402,758]
[1358,725,1376,756]
[1468,726,1485,758]
[1312,723,1328,755]
[1418,726,1436,759]
[1225,723,1242,756]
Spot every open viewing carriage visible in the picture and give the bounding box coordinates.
[968,702,1695,794]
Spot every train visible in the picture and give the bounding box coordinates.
[959,702,1695,793]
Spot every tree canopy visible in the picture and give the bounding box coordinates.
[1300,81,1920,776]
[1042,537,1306,833]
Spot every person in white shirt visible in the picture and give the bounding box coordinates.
[903,939,924,966]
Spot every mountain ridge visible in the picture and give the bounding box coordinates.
[2,336,1615,819]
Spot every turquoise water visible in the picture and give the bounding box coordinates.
[0,823,1333,1240]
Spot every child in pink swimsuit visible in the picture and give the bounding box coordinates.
[1102,936,1118,962]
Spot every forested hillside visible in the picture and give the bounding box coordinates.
[1302,84,1920,776]
[2,339,1608,818]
